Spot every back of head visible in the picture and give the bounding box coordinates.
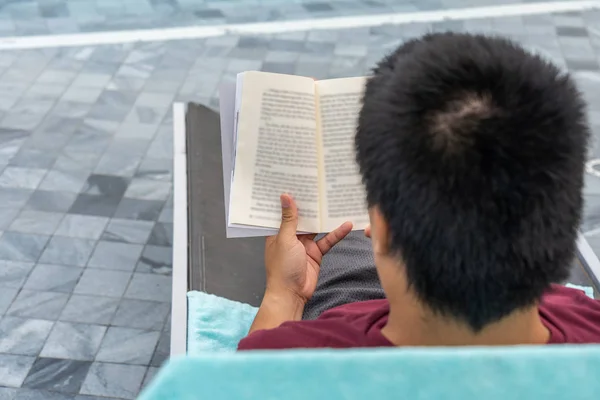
[356,33,589,331]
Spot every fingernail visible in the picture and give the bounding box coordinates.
[281,195,290,208]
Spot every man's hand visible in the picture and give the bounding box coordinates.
[265,194,353,304]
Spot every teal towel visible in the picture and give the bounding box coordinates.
[140,346,600,400]
[566,283,595,299]
[187,291,258,354]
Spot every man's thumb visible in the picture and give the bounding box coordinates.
[279,193,298,236]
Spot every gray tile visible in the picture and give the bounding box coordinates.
[113,198,164,221]
[142,366,159,391]
[96,327,160,365]
[0,260,34,289]
[53,150,102,172]
[74,269,132,297]
[22,358,91,394]
[0,167,47,189]
[101,219,154,244]
[14,389,75,400]
[553,12,586,27]
[23,264,83,293]
[0,316,54,355]
[115,64,153,81]
[81,174,129,198]
[84,61,120,76]
[556,25,588,37]
[0,288,18,314]
[150,329,169,367]
[61,87,103,103]
[0,387,17,400]
[80,362,145,399]
[68,194,121,218]
[236,36,270,50]
[108,77,147,92]
[0,188,33,209]
[2,112,46,132]
[74,395,111,400]
[75,118,118,138]
[71,73,112,88]
[268,39,306,52]
[87,241,143,271]
[39,2,69,18]
[39,237,95,267]
[123,106,167,126]
[32,123,78,146]
[40,322,106,361]
[8,211,64,235]
[147,222,172,247]
[87,91,136,122]
[124,179,171,201]
[37,70,77,85]
[0,130,27,162]
[566,58,599,71]
[0,232,49,262]
[59,295,119,325]
[25,84,67,102]
[143,77,182,93]
[264,50,300,64]
[0,354,35,387]
[112,299,170,330]
[136,245,172,275]
[7,290,69,320]
[124,273,171,302]
[0,208,20,230]
[8,147,59,169]
[194,8,225,19]
[93,152,142,177]
[104,138,151,158]
[145,127,172,159]
[135,157,172,182]
[303,2,334,12]
[54,215,109,239]
[157,206,172,223]
[261,62,296,74]
[24,190,77,213]
[38,169,89,193]
[51,101,92,119]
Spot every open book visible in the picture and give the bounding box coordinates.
[220,71,369,238]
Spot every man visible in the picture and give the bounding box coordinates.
[238,33,600,350]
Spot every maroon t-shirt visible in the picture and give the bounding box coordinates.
[238,284,600,350]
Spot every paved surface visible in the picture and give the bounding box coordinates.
[0,0,590,36]
[0,1,600,399]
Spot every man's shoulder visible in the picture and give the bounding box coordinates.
[540,284,600,344]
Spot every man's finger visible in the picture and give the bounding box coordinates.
[316,221,353,255]
[299,233,317,243]
[279,193,298,237]
[364,224,371,238]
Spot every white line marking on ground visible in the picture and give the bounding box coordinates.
[0,0,598,49]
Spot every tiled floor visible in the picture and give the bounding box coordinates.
[0,0,600,399]
[0,0,573,36]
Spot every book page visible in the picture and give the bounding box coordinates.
[229,71,320,232]
[220,81,278,237]
[316,77,370,232]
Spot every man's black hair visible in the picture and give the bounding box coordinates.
[356,32,589,331]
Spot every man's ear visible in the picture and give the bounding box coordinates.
[369,206,390,256]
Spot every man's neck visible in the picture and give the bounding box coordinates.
[381,297,550,347]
